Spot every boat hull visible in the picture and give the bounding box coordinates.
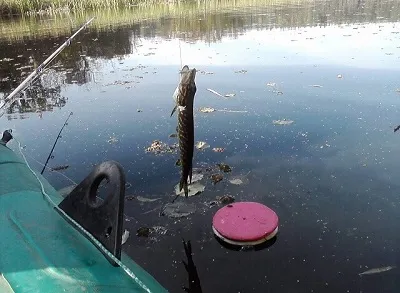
[0,143,168,293]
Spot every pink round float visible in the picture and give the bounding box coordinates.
[212,202,279,246]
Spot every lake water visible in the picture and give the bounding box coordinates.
[1,0,400,292]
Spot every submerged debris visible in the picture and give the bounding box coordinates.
[191,173,204,183]
[145,140,178,155]
[204,200,219,208]
[273,119,294,126]
[137,227,151,237]
[199,107,216,113]
[195,141,210,150]
[212,147,225,153]
[174,181,205,197]
[176,159,182,166]
[152,226,168,235]
[205,195,235,208]
[107,135,119,144]
[136,196,160,202]
[136,226,168,238]
[162,202,196,218]
[217,163,232,173]
[104,80,135,87]
[229,172,250,185]
[198,70,214,75]
[50,165,69,171]
[207,88,224,97]
[207,89,236,98]
[229,178,244,185]
[169,133,177,138]
[199,107,246,113]
[217,195,235,205]
[121,229,130,245]
[359,266,396,276]
[126,195,161,202]
[211,174,223,184]
[218,109,248,113]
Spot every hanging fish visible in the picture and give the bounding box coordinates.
[170,65,197,197]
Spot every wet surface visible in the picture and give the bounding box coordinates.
[2,0,400,292]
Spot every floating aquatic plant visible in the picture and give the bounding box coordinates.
[273,119,294,126]
[174,181,205,197]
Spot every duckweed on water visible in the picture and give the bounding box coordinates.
[211,174,223,184]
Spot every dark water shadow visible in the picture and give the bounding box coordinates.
[213,235,278,252]
[181,239,203,293]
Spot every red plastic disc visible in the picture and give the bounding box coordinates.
[212,202,278,245]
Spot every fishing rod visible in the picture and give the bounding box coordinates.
[0,17,95,113]
[41,111,73,175]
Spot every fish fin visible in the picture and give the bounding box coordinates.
[179,177,189,198]
[182,260,189,272]
[189,168,193,184]
[170,105,177,117]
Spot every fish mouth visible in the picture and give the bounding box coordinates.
[179,65,196,85]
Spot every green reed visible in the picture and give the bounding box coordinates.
[0,0,399,42]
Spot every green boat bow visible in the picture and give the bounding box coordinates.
[0,131,168,293]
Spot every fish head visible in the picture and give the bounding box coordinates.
[178,65,197,106]
[179,65,196,86]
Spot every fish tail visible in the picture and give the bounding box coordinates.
[180,176,189,198]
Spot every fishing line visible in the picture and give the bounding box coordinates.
[14,137,152,293]
[179,38,183,69]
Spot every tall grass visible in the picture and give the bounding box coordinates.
[0,0,312,39]
[1,0,188,16]
[1,0,310,16]
[0,0,399,42]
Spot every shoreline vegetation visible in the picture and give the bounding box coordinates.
[0,0,399,42]
[1,0,398,17]
[0,0,158,16]
[3,0,278,16]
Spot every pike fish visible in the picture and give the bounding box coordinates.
[171,65,197,197]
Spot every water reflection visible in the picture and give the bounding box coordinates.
[1,0,399,118]
[182,239,203,293]
[214,234,278,251]
[1,77,66,120]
